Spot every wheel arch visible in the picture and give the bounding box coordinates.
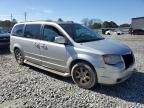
[13,44,23,53]
[69,59,96,75]
[13,45,25,57]
[14,47,20,52]
[67,53,104,73]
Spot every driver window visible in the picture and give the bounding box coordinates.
[43,25,63,42]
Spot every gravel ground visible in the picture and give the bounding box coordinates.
[0,34,144,108]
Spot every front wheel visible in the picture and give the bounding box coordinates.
[71,62,97,89]
[14,49,24,65]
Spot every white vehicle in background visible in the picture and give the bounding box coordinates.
[105,29,123,35]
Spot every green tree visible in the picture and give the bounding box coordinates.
[57,18,63,22]
[91,23,102,29]
[0,19,17,28]
[1,20,11,27]
[102,21,111,28]
[120,23,130,27]
[88,19,102,28]
[109,21,118,28]
[102,21,118,28]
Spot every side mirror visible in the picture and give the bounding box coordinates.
[55,36,66,44]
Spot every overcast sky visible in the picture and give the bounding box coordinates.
[0,0,144,24]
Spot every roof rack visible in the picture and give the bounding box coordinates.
[19,20,54,23]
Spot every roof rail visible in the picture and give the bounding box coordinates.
[19,20,75,24]
[19,20,54,23]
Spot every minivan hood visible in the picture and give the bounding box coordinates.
[81,39,131,55]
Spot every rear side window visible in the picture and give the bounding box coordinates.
[24,24,41,39]
[12,24,24,36]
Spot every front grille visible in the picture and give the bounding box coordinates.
[122,53,134,69]
[0,37,10,42]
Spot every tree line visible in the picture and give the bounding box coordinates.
[81,18,130,29]
[0,18,130,29]
[0,19,17,28]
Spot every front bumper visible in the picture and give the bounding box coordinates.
[96,64,135,85]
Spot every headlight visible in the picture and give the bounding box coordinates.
[103,55,122,65]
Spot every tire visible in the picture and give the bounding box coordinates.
[117,33,120,35]
[71,62,97,89]
[107,33,110,35]
[14,49,24,65]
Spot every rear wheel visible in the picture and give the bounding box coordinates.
[14,49,24,65]
[71,62,97,89]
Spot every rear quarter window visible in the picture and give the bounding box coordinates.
[11,24,24,37]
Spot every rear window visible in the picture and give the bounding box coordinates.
[24,24,41,39]
[11,24,24,36]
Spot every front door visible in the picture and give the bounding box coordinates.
[40,25,67,72]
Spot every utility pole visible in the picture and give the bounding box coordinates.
[24,12,27,22]
[10,14,13,27]
[10,13,13,21]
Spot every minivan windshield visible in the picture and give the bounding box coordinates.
[60,24,104,43]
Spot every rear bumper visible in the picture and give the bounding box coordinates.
[96,64,135,85]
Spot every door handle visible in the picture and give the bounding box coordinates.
[34,43,40,49]
[41,44,48,50]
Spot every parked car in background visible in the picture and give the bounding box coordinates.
[102,29,110,34]
[105,29,123,35]
[131,29,144,35]
[10,21,135,89]
[0,28,10,48]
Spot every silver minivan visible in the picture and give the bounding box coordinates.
[10,21,135,89]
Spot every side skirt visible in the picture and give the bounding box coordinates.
[24,60,70,77]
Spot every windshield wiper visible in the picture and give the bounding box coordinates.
[75,38,104,43]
